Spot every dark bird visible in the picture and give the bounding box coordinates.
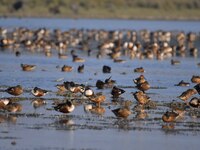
[102,65,111,73]
[194,83,200,94]
[77,64,84,73]
[111,86,125,98]
[174,80,190,87]
[96,80,105,89]
[54,101,75,114]
[189,97,200,108]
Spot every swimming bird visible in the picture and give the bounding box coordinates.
[171,59,180,65]
[21,64,36,71]
[178,88,197,101]
[174,80,190,86]
[72,55,85,63]
[77,64,84,73]
[61,65,73,72]
[134,67,145,73]
[111,86,125,98]
[54,101,75,114]
[31,87,48,97]
[191,75,200,83]
[5,85,23,96]
[132,91,150,105]
[162,111,179,122]
[102,65,111,73]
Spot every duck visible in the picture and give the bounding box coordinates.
[61,65,73,72]
[31,99,46,109]
[189,97,200,108]
[111,86,125,98]
[191,75,200,83]
[84,87,94,97]
[104,76,116,87]
[133,75,146,85]
[31,87,48,97]
[77,64,84,73]
[56,84,66,91]
[162,111,179,122]
[0,98,10,109]
[5,85,23,96]
[54,101,75,114]
[96,80,105,89]
[178,88,197,101]
[134,67,145,73]
[90,106,106,115]
[171,59,180,65]
[132,91,150,105]
[5,102,22,113]
[194,83,200,94]
[136,81,150,92]
[88,94,106,107]
[112,107,131,119]
[174,80,190,86]
[21,64,36,71]
[102,65,111,73]
[72,55,85,63]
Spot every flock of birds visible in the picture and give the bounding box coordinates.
[0,27,200,126]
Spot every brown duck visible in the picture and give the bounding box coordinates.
[21,64,36,71]
[178,88,197,101]
[5,85,23,96]
[132,91,150,105]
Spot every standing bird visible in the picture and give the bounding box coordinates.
[54,101,75,114]
[5,85,23,96]
[77,64,84,73]
[88,94,106,107]
[31,87,48,97]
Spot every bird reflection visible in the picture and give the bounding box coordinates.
[54,116,75,130]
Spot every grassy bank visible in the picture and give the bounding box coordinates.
[0,0,200,20]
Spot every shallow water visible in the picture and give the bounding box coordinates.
[0,18,200,150]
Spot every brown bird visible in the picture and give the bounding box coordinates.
[111,86,125,98]
[88,94,106,107]
[136,81,150,92]
[134,67,145,73]
[72,55,85,63]
[162,111,179,122]
[189,97,200,108]
[54,101,75,114]
[132,91,150,105]
[90,106,105,115]
[112,107,131,119]
[0,98,10,110]
[191,75,200,84]
[5,102,22,113]
[5,85,23,96]
[178,88,197,101]
[56,84,66,91]
[133,75,146,85]
[174,80,190,87]
[61,65,73,72]
[31,87,48,97]
[21,64,36,71]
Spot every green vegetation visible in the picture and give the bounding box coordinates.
[0,0,200,20]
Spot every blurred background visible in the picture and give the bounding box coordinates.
[0,0,200,20]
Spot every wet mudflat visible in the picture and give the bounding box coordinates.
[0,53,200,150]
[0,18,200,150]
